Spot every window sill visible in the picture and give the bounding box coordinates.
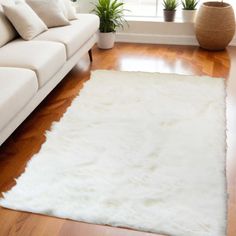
[124,16,194,24]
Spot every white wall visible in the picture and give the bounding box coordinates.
[116,19,199,46]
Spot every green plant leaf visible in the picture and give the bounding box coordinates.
[163,0,179,10]
[92,0,128,33]
[181,0,198,10]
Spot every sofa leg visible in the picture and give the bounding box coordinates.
[88,49,93,62]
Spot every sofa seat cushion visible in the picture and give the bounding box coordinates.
[0,40,66,88]
[0,67,38,131]
[34,14,99,58]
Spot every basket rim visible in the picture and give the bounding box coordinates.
[203,2,232,9]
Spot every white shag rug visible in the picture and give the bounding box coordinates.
[0,70,227,236]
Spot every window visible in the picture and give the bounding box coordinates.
[124,0,158,17]
[124,0,236,18]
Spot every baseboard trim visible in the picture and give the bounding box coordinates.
[116,33,198,45]
[116,32,236,47]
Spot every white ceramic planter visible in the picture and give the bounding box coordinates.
[182,10,197,22]
[98,32,115,49]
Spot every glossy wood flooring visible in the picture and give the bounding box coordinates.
[0,43,235,236]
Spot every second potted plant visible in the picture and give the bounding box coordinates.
[92,0,127,49]
[163,0,178,22]
[182,0,198,22]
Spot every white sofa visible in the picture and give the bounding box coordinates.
[0,13,99,146]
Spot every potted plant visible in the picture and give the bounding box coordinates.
[92,0,127,49]
[195,1,235,50]
[182,0,198,22]
[163,0,178,22]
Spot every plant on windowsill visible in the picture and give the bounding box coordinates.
[181,0,198,22]
[163,0,178,22]
[92,0,128,49]
[195,0,235,50]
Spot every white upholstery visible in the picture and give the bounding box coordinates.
[0,1,17,47]
[0,67,38,131]
[0,34,97,145]
[34,14,99,58]
[0,39,66,87]
[0,13,99,145]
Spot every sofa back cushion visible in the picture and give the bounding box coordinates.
[0,0,17,47]
[62,0,77,20]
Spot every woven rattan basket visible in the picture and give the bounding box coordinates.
[195,2,235,51]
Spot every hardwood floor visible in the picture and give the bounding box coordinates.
[0,43,235,236]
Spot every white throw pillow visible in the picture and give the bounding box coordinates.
[0,8,17,47]
[26,0,70,28]
[0,0,17,47]
[2,1,48,40]
[62,0,77,20]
